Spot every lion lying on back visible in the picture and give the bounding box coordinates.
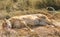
[2,14,53,30]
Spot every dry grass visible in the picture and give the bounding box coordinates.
[0,0,60,19]
[0,0,60,37]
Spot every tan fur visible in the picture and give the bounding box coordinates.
[2,14,52,30]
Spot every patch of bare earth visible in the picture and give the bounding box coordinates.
[0,23,60,37]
